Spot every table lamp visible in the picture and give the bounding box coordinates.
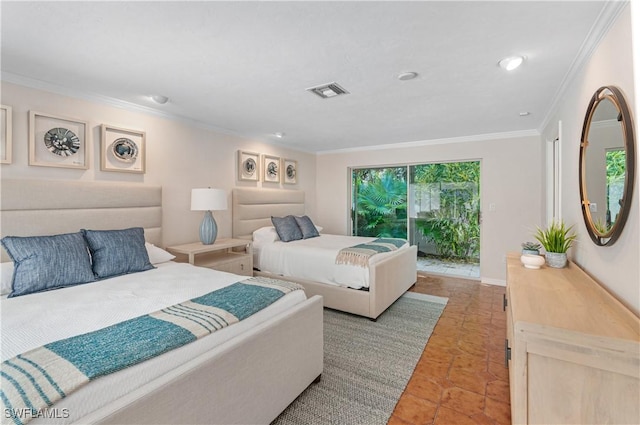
[191,188,227,245]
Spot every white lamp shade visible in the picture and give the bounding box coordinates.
[191,188,228,211]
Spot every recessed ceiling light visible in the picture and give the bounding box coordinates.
[519,112,531,116]
[398,72,418,81]
[274,132,285,138]
[151,95,169,104]
[498,56,525,71]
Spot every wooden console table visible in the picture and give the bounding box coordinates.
[505,253,639,424]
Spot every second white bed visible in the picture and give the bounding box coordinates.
[254,234,410,290]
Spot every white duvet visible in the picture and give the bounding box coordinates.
[254,234,409,290]
[1,262,306,424]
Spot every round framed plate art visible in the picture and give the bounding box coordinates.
[263,154,280,183]
[283,158,297,184]
[44,127,81,157]
[28,111,89,169]
[101,124,146,174]
[238,150,261,181]
[111,138,139,162]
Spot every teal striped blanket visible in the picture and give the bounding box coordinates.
[1,277,302,425]
[335,238,407,267]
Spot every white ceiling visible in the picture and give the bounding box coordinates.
[1,1,615,153]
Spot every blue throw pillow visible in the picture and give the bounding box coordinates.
[271,216,303,242]
[1,232,96,298]
[294,215,320,239]
[82,227,154,279]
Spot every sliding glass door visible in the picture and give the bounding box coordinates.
[409,161,480,263]
[351,161,480,277]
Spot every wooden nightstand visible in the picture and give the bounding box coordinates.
[167,238,253,276]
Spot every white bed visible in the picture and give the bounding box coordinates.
[233,188,417,320]
[1,179,323,425]
[254,234,411,290]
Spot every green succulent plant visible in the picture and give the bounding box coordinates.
[521,241,542,251]
[534,220,577,253]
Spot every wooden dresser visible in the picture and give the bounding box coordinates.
[505,254,639,424]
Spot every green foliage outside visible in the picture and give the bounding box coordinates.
[351,161,480,263]
[606,149,626,225]
[352,168,407,238]
[606,149,626,185]
[413,162,480,261]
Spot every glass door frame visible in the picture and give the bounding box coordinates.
[349,158,482,269]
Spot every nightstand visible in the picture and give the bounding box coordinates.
[167,238,253,276]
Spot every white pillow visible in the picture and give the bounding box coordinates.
[1,262,14,295]
[252,226,280,243]
[145,243,176,264]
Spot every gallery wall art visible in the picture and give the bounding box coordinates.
[101,124,146,173]
[282,158,297,184]
[237,150,300,185]
[1,105,12,164]
[263,154,280,183]
[29,111,89,169]
[238,150,260,181]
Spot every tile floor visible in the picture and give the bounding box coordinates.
[389,274,511,425]
[416,258,480,279]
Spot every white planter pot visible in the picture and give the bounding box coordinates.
[545,252,567,268]
[520,254,545,269]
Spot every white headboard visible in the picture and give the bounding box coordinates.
[232,188,305,240]
[1,179,162,261]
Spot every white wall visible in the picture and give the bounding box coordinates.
[0,82,317,247]
[315,134,543,284]
[633,0,640,317]
[541,4,639,315]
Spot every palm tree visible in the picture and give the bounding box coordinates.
[353,169,407,238]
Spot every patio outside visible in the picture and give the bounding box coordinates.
[416,256,480,279]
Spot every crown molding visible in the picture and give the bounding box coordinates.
[316,129,540,155]
[0,71,241,137]
[538,1,629,133]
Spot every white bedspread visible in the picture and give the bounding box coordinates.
[255,234,409,290]
[1,262,306,424]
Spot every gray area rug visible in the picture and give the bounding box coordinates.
[273,292,447,425]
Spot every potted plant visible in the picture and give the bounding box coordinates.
[534,220,577,268]
[521,241,542,255]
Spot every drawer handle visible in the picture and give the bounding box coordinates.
[503,293,508,311]
[504,339,511,367]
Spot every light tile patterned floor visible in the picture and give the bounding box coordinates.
[417,258,480,279]
[389,274,511,425]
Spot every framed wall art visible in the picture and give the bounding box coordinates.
[29,111,89,169]
[1,105,12,164]
[263,154,280,183]
[238,150,260,181]
[101,124,146,174]
[282,158,297,184]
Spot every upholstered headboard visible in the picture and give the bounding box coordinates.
[1,179,162,262]
[232,188,305,240]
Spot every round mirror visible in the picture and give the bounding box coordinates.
[579,86,636,246]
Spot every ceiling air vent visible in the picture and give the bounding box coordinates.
[306,82,350,99]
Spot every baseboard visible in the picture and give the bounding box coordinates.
[481,277,506,287]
